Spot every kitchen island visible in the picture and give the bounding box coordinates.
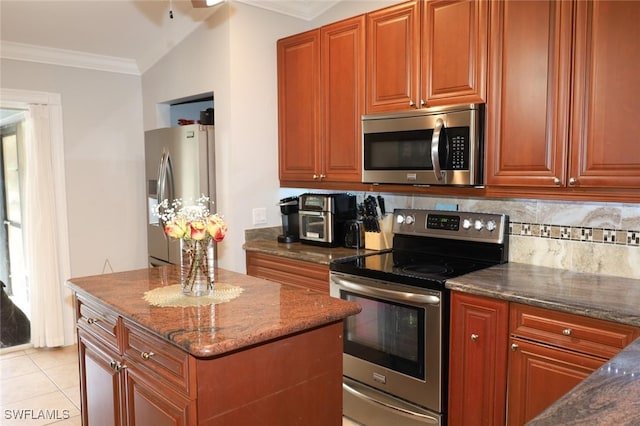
[66,266,361,425]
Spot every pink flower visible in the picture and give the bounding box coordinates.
[188,221,207,240]
[206,215,227,242]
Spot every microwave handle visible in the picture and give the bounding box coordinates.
[431,118,445,181]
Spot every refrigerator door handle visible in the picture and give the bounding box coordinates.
[156,150,166,203]
[165,151,175,204]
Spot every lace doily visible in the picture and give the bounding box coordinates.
[143,283,244,307]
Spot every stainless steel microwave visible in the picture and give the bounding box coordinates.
[362,104,484,186]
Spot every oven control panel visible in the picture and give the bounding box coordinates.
[394,209,507,244]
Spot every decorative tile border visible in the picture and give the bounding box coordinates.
[508,222,640,247]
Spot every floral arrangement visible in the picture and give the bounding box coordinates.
[154,196,227,294]
[155,196,227,243]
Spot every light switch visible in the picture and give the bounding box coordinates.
[252,207,267,225]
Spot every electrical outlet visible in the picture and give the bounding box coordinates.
[252,207,267,225]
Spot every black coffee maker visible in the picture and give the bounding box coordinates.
[277,196,300,243]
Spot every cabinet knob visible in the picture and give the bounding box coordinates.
[569,177,577,185]
[312,174,319,180]
[553,177,561,185]
[140,351,155,360]
[319,174,326,180]
[562,328,573,336]
[109,360,126,372]
[86,318,96,324]
[511,343,519,351]
[470,333,479,342]
[409,100,415,107]
[420,99,426,107]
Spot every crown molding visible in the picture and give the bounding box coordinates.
[0,41,140,76]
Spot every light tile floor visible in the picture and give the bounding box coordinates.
[0,345,81,425]
[1,345,362,425]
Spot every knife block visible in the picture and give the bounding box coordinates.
[364,215,393,250]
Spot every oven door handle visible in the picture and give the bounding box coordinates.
[332,276,440,305]
[343,382,439,424]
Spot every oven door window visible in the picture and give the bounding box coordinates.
[342,290,425,380]
[301,215,325,239]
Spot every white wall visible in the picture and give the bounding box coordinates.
[0,59,146,277]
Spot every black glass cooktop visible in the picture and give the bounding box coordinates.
[330,249,498,290]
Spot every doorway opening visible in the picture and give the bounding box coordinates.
[1,109,31,349]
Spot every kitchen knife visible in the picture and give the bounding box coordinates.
[377,196,386,216]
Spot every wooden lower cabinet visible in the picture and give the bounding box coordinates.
[124,363,195,426]
[246,251,330,294]
[506,338,604,425]
[78,330,124,426]
[449,295,640,426]
[448,292,509,426]
[506,303,640,425]
[78,324,196,426]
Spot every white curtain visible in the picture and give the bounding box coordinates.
[23,105,66,347]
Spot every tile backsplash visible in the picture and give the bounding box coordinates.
[410,195,640,279]
[278,189,640,280]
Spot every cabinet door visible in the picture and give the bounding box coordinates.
[366,1,420,113]
[78,330,125,426]
[449,292,509,426]
[569,0,640,188]
[422,0,488,106]
[507,338,605,425]
[124,367,195,426]
[278,29,321,182]
[321,16,365,182]
[486,0,573,187]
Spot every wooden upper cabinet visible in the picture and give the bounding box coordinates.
[422,0,488,106]
[278,17,364,185]
[569,0,640,189]
[366,0,487,113]
[366,1,420,113]
[277,30,321,182]
[487,0,640,196]
[486,0,573,187]
[321,16,365,182]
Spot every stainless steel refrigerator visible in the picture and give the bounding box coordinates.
[145,124,216,267]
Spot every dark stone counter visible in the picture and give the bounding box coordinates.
[446,262,640,327]
[243,239,375,265]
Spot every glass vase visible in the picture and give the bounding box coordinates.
[180,238,214,296]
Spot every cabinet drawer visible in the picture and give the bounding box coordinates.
[76,296,121,352]
[246,252,330,294]
[510,303,640,359]
[123,320,194,396]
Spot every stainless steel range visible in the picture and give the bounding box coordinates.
[330,209,508,426]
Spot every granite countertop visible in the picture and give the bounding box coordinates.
[446,262,640,425]
[66,266,361,358]
[446,262,640,327]
[243,239,376,265]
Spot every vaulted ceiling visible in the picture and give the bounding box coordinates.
[0,0,340,75]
